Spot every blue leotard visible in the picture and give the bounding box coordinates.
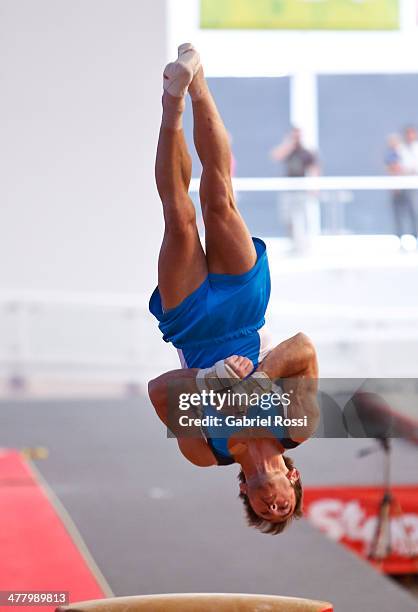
[149,237,272,369]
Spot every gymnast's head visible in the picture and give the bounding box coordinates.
[238,455,303,534]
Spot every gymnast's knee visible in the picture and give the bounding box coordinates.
[163,201,197,236]
[201,188,237,222]
[200,168,235,212]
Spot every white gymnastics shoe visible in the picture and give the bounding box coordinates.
[163,43,201,98]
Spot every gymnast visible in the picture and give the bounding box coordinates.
[148,44,319,535]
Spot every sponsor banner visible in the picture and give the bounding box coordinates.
[200,0,399,31]
[304,485,418,574]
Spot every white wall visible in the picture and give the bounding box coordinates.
[0,0,180,389]
[0,0,166,294]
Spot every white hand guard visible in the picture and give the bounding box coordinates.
[195,359,242,393]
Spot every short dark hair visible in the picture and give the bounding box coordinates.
[238,455,303,535]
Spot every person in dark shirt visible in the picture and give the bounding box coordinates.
[385,132,417,241]
[271,127,319,178]
[271,128,320,251]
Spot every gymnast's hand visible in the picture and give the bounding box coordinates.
[224,355,254,380]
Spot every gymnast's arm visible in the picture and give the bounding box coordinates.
[256,332,320,441]
[147,334,319,462]
[148,368,218,467]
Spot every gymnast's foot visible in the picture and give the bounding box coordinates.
[163,43,201,98]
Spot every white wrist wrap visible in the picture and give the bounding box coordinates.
[195,359,241,393]
[230,371,273,398]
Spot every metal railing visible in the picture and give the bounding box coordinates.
[190,175,418,192]
[0,291,170,387]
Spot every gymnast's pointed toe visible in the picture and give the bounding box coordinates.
[162,43,201,97]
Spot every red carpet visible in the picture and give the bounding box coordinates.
[0,449,108,611]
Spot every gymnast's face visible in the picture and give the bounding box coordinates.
[241,469,299,523]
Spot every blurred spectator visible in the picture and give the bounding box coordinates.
[384,133,402,174]
[385,131,417,241]
[271,127,320,178]
[399,125,418,174]
[271,127,321,252]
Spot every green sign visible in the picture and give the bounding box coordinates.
[200,0,399,31]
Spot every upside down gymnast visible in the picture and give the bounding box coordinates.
[148,44,319,535]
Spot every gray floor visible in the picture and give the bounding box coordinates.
[1,396,417,612]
